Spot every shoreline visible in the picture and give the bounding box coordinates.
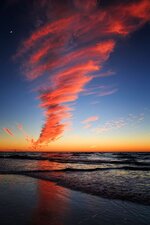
[0,174,150,225]
[1,171,150,206]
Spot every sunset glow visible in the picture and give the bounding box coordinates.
[0,0,150,151]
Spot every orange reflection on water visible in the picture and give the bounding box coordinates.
[31,161,70,225]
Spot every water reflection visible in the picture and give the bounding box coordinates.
[0,173,150,225]
[31,161,70,225]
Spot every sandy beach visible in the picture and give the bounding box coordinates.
[0,174,150,225]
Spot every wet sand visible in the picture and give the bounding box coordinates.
[0,174,150,225]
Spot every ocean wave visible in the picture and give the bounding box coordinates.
[6,169,149,206]
[0,153,150,167]
[0,165,150,175]
[0,151,150,206]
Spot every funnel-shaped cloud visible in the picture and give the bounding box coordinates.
[15,0,150,146]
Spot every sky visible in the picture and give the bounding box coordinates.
[0,0,150,151]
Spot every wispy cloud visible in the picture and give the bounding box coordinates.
[3,128,14,136]
[82,116,99,129]
[98,87,118,97]
[93,113,145,134]
[14,0,150,146]
[94,70,116,79]
[127,113,145,125]
[82,116,99,124]
[90,101,100,105]
[84,85,118,97]
[94,119,126,134]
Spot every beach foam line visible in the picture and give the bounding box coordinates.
[1,168,150,205]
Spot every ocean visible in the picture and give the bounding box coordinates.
[0,152,150,205]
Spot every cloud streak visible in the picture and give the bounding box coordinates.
[83,85,118,97]
[94,119,126,134]
[3,128,14,136]
[93,113,145,134]
[15,0,150,146]
[82,116,99,124]
[82,116,99,129]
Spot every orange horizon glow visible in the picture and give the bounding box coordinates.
[0,142,149,152]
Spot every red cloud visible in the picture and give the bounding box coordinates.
[82,116,99,129]
[15,0,150,146]
[82,116,99,124]
[3,128,14,136]
[21,40,115,80]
